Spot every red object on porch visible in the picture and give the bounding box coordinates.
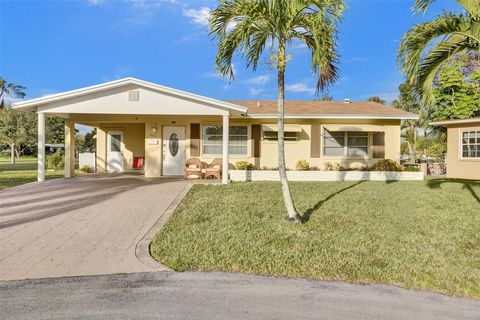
[133,157,144,170]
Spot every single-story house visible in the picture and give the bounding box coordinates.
[430,118,480,180]
[12,78,418,184]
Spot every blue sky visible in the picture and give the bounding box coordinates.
[1,0,460,106]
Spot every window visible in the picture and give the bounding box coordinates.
[323,130,369,157]
[110,134,121,152]
[263,131,298,141]
[203,125,248,156]
[461,130,480,158]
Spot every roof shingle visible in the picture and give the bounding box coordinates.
[227,100,417,118]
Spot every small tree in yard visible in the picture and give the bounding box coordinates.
[0,108,37,164]
[210,0,343,222]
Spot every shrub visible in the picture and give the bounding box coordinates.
[371,159,403,172]
[295,160,310,171]
[235,161,255,170]
[46,149,64,170]
[80,165,93,173]
[324,161,343,171]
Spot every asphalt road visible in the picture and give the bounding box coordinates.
[1,272,479,320]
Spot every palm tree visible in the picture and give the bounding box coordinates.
[210,0,343,222]
[0,77,26,110]
[398,0,479,104]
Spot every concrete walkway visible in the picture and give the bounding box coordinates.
[1,272,479,320]
[0,175,189,280]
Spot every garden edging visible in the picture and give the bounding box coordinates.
[229,170,424,182]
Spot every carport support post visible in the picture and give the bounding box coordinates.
[222,115,229,184]
[37,112,45,182]
[65,119,75,178]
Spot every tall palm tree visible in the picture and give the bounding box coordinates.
[0,77,26,110]
[398,0,479,104]
[210,0,343,222]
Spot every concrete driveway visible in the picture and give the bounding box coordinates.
[0,175,189,280]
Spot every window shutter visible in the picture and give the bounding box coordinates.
[310,124,321,158]
[251,124,261,158]
[190,123,200,157]
[372,132,385,158]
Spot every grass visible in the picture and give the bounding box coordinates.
[0,158,63,190]
[151,178,480,298]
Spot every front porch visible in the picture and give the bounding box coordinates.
[40,114,234,184]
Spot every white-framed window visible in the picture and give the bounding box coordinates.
[203,125,248,156]
[461,130,480,158]
[323,130,369,157]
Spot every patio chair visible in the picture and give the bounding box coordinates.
[205,158,222,180]
[185,158,203,179]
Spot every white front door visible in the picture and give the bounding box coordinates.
[107,131,124,173]
[163,126,185,176]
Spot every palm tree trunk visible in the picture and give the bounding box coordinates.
[10,144,15,165]
[277,40,301,223]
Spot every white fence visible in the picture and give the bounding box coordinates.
[229,170,424,182]
[79,152,96,172]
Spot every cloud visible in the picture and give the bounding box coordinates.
[131,0,177,9]
[183,7,211,26]
[88,0,105,6]
[249,88,266,97]
[285,83,316,95]
[345,57,368,63]
[102,65,136,82]
[244,75,270,85]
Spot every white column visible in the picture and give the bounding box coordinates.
[222,114,229,184]
[64,119,75,178]
[37,112,45,182]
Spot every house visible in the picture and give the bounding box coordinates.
[12,78,418,184]
[430,118,480,180]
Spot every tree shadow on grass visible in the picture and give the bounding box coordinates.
[427,178,480,204]
[302,180,366,223]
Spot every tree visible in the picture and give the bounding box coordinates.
[210,0,343,222]
[430,60,480,120]
[0,77,26,110]
[367,96,386,105]
[393,81,427,163]
[0,108,37,164]
[47,117,65,144]
[398,0,479,104]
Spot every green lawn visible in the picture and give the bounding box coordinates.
[0,158,63,190]
[151,179,480,298]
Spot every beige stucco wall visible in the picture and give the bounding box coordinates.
[95,123,145,172]
[446,124,480,180]
[73,114,402,177]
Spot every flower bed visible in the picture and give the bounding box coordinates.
[229,170,424,182]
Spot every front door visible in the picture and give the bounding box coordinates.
[107,131,124,173]
[163,126,185,176]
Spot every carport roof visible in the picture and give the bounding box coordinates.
[12,77,248,115]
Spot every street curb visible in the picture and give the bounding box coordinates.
[135,183,193,272]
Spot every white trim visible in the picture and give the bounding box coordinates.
[222,115,229,184]
[246,114,419,120]
[458,129,480,160]
[12,77,248,114]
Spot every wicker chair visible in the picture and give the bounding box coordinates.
[185,158,203,179]
[205,158,223,180]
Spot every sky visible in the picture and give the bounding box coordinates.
[1,0,460,107]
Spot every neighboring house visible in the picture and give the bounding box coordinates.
[430,118,480,180]
[12,78,418,183]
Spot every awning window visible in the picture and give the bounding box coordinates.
[323,124,384,132]
[262,124,302,132]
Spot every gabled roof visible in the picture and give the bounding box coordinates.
[12,77,248,114]
[229,100,419,120]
